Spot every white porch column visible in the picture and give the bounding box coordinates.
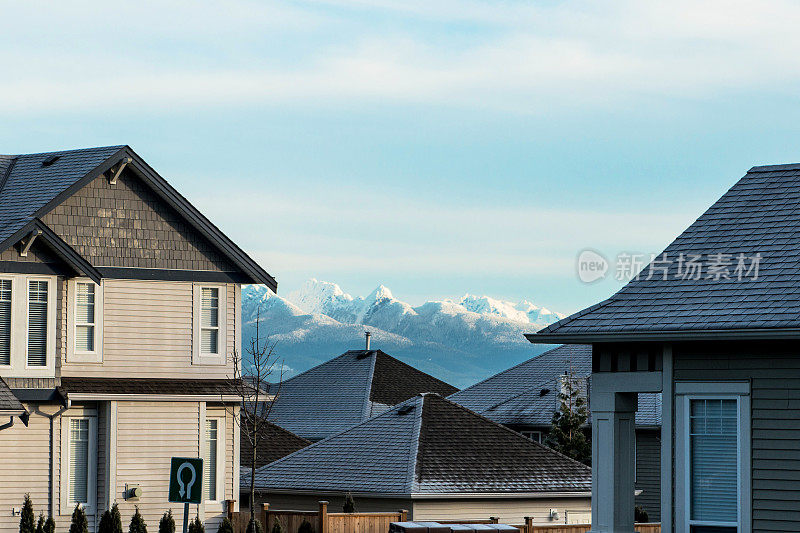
[590,391,637,533]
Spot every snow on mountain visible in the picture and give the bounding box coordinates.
[243,280,564,388]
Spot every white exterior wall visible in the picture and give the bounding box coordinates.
[411,497,592,526]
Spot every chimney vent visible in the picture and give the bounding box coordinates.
[365,331,371,351]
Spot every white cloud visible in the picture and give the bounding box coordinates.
[2,0,800,115]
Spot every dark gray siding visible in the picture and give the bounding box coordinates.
[674,341,800,533]
[634,429,660,521]
[42,168,235,272]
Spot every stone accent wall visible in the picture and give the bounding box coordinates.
[42,168,235,271]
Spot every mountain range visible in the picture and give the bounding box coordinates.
[242,279,564,388]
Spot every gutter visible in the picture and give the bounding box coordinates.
[526,327,800,344]
[249,488,591,500]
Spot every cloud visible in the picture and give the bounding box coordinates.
[3,1,800,115]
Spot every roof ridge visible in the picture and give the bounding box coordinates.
[361,350,378,421]
[0,145,127,159]
[406,395,424,494]
[0,156,17,197]
[748,162,800,172]
[274,351,360,386]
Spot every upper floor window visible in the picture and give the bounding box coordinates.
[0,280,11,366]
[27,280,48,367]
[193,284,227,365]
[201,287,220,355]
[67,279,103,364]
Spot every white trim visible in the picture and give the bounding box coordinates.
[192,284,227,366]
[106,401,117,506]
[22,275,56,377]
[675,381,751,533]
[60,413,98,515]
[204,414,226,504]
[0,276,13,368]
[66,279,104,364]
[66,393,242,402]
[233,405,240,511]
[660,344,673,533]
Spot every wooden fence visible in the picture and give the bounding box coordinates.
[227,502,659,533]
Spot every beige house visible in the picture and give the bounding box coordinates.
[0,146,276,533]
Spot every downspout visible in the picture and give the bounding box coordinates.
[0,416,13,431]
[32,396,71,520]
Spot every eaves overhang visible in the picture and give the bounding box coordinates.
[526,327,800,344]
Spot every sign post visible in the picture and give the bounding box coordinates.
[169,457,203,533]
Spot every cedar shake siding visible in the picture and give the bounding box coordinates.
[41,168,235,273]
[673,340,800,533]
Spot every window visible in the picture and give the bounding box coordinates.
[521,430,542,443]
[75,283,96,352]
[193,285,226,365]
[0,280,11,366]
[61,414,97,513]
[204,417,224,501]
[201,288,220,355]
[69,418,90,504]
[27,280,48,366]
[676,383,750,533]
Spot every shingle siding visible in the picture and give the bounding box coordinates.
[674,341,800,533]
[41,169,235,272]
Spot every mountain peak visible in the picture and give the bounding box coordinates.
[367,284,394,302]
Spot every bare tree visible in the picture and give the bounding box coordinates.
[227,306,283,531]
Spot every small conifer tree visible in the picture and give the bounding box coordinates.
[129,507,147,533]
[99,510,115,533]
[111,503,124,533]
[544,371,591,465]
[342,493,355,514]
[43,517,56,533]
[69,505,89,533]
[188,517,204,533]
[159,510,175,533]
[35,514,45,533]
[218,518,234,533]
[270,522,282,533]
[298,521,313,533]
[246,519,263,533]
[20,494,36,533]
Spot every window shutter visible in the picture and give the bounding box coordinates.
[690,399,738,523]
[27,280,48,366]
[0,280,10,365]
[205,419,218,500]
[69,418,89,504]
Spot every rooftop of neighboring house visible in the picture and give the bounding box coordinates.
[530,163,800,342]
[240,418,312,470]
[250,393,591,496]
[0,145,275,288]
[267,349,459,441]
[448,344,661,428]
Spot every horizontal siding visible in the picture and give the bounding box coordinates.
[114,401,201,530]
[412,498,592,525]
[674,342,800,533]
[634,429,661,522]
[61,279,236,379]
[0,410,52,533]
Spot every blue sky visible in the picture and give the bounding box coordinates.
[3,1,800,314]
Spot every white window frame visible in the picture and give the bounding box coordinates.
[204,415,226,503]
[23,275,57,377]
[66,278,104,364]
[192,284,227,365]
[520,430,543,443]
[60,412,98,515]
[0,276,14,368]
[675,381,751,533]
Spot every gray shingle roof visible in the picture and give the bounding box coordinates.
[251,394,591,496]
[0,146,124,246]
[532,164,800,340]
[0,378,25,414]
[449,345,661,427]
[240,418,311,470]
[268,350,457,441]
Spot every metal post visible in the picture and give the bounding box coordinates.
[183,503,190,533]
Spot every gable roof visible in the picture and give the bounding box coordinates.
[448,345,661,428]
[251,394,591,496]
[529,164,800,342]
[267,350,458,441]
[240,418,311,470]
[0,146,275,289]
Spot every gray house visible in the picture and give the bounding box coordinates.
[528,163,800,532]
[267,348,458,441]
[250,393,592,525]
[0,146,275,533]
[447,344,663,520]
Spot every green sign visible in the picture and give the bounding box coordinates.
[169,457,203,504]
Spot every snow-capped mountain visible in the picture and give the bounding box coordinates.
[242,280,564,388]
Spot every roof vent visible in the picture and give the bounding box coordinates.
[539,388,551,397]
[41,155,60,167]
[397,405,415,416]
